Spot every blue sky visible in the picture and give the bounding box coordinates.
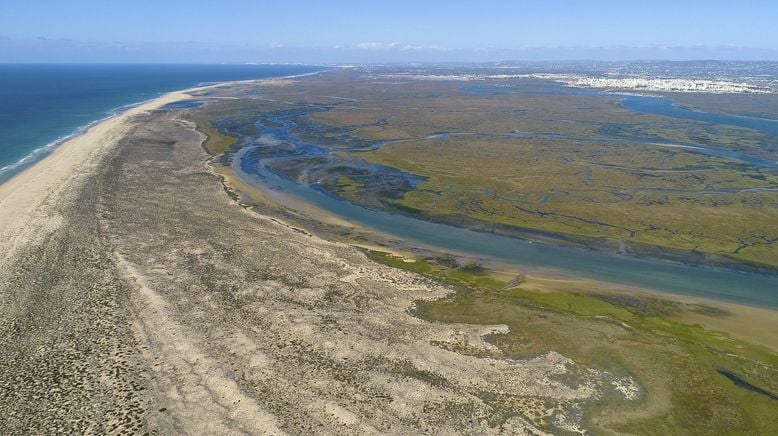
[1,0,777,62]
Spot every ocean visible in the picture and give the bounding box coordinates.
[0,64,322,183]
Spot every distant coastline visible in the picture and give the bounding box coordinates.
[0,64,324,184]
[0,69,325,265]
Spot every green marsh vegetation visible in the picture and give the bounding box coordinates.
[367,250,778,435]
[187,71,778,285]
[187,71,778,434]
[364,134,778,268]
[668,92,778,122]
[293,74,778,269]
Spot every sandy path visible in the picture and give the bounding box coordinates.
[115,251,287,435]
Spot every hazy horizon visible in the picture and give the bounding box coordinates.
[2,0,778,63]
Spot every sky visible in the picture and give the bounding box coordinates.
[1,0,778,63]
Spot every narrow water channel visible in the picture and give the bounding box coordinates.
[231,93,778,309]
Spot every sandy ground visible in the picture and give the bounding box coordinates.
[0,87,635,434]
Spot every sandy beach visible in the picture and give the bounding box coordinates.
[0,75,276,261]
[0,89,193,264]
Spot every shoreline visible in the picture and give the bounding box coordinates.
[0,88,191,263]
[0,111,118,181]
[0,89,196,187]
[0,69,328,184]
[0,75,282,260]
[0,73,319,192]
[213,150,778,350]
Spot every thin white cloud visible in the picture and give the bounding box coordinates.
[355,42,448,51]
[356,42,400,50]
[269,41,283,49]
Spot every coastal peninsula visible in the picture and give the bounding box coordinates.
[1,72,776,435]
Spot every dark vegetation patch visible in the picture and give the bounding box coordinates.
[717,369,778,401]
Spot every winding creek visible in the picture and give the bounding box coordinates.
[227,92,778,309]
[620,95,778,138]
[619,95,778,170]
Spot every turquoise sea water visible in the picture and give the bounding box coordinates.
[0,64,322,183]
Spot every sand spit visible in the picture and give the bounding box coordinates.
[0,85,634,434]
[0,74,297,264]
[0,90,190,264]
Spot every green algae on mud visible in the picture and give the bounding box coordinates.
[364,250,507,291]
